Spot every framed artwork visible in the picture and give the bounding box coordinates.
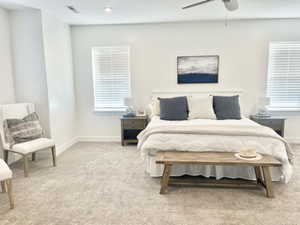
[177,55,219,84]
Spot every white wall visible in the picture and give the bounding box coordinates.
[8,8,77,154]
[41,12,77,151]
[0,7,15,104]
[9,8,51,135]
[71,19,300,142]
[0,7,15,159]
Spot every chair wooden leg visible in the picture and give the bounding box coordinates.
[32,152,36,161]
[1,180,6,193]
[51,146,56,167]
[5,179,14,209]
[23,155,29,177]
[4,150,9,163]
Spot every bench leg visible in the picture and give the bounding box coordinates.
[1,180,6,193]
[51,146,57,167]
[5,179,14,209]
[23,155,29,177]
[160,164,172,194]
[4,150,9,163]
[262,166,274,198]
[255,166,264,185]
[32,152,36,161]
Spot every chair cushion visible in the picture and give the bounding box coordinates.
[0,159,12,181]
[12,138,55,154]
[4,112,44,146]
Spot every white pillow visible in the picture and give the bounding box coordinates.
[188,96,216,120]
[149,98,160,117]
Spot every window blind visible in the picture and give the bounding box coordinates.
[92,46,131,111]
[267,42,300,110]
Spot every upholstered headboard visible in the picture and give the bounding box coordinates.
[151,89,244,99]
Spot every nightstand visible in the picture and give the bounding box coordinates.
[250,116,286,137]
[120,116,148,146]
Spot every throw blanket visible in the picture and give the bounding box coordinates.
[137,122,294,183]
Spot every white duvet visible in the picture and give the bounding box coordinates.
[138,116,294,183]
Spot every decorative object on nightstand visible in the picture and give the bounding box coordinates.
[136,107,146,116]
[120,116,148,146]
[250,115,286,137]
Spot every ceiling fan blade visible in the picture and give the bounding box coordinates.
[182,0,215,10]
[223,0,239,11]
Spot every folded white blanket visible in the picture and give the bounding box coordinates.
[137,117,294,183]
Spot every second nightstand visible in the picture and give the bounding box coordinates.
[250,116,286,137]
[120,116,148,146]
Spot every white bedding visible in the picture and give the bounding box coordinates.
[138,116,293,183]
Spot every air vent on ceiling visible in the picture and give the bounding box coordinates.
[66,5,79,14]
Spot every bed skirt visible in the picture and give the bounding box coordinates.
[145,155,282,181]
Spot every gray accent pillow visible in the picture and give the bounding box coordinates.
[159,96,188,121]
[4,112,44,146]
[213,95,241,120]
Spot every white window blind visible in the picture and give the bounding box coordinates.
[92,46,131,111]
[267,42,300,111]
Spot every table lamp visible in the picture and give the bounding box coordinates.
[256,97,271,118]
[123,97,136,117]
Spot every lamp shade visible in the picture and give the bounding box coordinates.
[223,0,239,11]
[259,97,270,106]
[124,97,134,107]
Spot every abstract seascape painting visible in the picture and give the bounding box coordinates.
[177,56,219,84]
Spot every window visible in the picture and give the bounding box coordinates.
[267,42,300,111]
[92,46,131,111]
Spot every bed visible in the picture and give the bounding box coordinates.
[137,91,294,183]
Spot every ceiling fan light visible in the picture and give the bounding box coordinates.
[104,7,112,13]
[223,0,239,11]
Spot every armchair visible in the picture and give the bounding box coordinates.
[0,103,56,177]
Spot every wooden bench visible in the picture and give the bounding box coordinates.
[156,151,282,198]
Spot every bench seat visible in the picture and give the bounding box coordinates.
[155,151,282,198]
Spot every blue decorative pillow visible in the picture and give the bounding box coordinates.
[213,95,241,120]
[159,96,188,121]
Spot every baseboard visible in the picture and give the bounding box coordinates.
[77,136,120,143]
[286,138,300,145]
[55,136,120,156]
[56,137,79,156]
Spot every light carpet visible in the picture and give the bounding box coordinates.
[0,142,299,225]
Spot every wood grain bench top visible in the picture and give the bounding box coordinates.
[156,151,282,167]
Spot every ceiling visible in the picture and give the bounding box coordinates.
[0,0,300,25]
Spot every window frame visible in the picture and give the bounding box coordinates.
[91,46,131,112]
[266,41,300,112]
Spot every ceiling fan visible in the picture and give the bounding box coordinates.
[182,0,239,11]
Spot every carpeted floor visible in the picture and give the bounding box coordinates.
[0,142,299,225]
